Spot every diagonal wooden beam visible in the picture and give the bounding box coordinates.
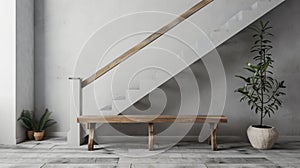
[81,0,213,88]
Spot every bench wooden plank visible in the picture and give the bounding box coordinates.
[77,115,228,123]
[77,115,227,151]
[210,123,218,151]
[148,123,154,151]
[87,123,95,151]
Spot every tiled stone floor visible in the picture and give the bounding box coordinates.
[0,137,300,168]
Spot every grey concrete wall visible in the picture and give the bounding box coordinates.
[34,0,300,138]
[16,0,35,143]
[0,0,17,145]
[219,0,300,137]
[34,0,223,137]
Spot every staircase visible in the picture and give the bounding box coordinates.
[68,0,285,145]
[97,0,284,116]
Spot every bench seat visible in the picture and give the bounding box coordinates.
[77,115,227,151]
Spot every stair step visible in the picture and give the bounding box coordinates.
[154,71,171,81]
[210,0,284,45]
[128,86,140,90]
[140,79,159,91]
[98,105,113,116]
[99,105,112,111]
[249,2,258,11]
[112,95,126,100]
[127,88,144,103]
[113,98,131,113]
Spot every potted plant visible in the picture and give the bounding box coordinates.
[235,21,286,149]
[32,109,57,141]
[17,110,35,140]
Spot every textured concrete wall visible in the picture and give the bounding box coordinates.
[34,0,226,137]
[219,0,300,137]
[0,0,16,145]
[34,0,299,138]
[0,0,34,145]
[16,0,35,143]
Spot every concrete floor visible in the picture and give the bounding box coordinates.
[0,137,299,168]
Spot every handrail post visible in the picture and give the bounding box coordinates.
[69,77,83,116]
[68,77,83,146]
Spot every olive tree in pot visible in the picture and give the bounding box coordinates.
[235,21,286,149]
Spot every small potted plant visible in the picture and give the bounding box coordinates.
[17,110,35,140]
[235,21,286,149]
[33,109,57,141]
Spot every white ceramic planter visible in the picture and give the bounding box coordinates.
[247,125,278,149]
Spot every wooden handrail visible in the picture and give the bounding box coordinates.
[81,0,213,88]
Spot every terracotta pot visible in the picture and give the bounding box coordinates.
[33,130,45,141]
[247,125,278,149]
[27,130,34,140]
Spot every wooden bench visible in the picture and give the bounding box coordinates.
[77,115,227,151]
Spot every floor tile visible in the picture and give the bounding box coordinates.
[0,138,299,167]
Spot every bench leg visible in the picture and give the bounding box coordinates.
[87,123,95,151]
[148,123,154,151]
[210,123,218,151]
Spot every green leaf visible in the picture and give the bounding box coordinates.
[279,81,286,88]
[278,92,286,95]
[267,77,274,84]
[39,109,51,131]
[19,120,31,130]
[251,49,260,53]
[235,75,251,83]
[260,21,265,29]
[243,67,256,73]
[254,40,261,45]
[45,121,57,129]
[264,26,272,31]
[240,96,247,102]
[262,40,271,43]
[255,107,259,114]
[37,109,56,131]
[249,26,260,33]
[263,21,270,29]
[17,110,35,130]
